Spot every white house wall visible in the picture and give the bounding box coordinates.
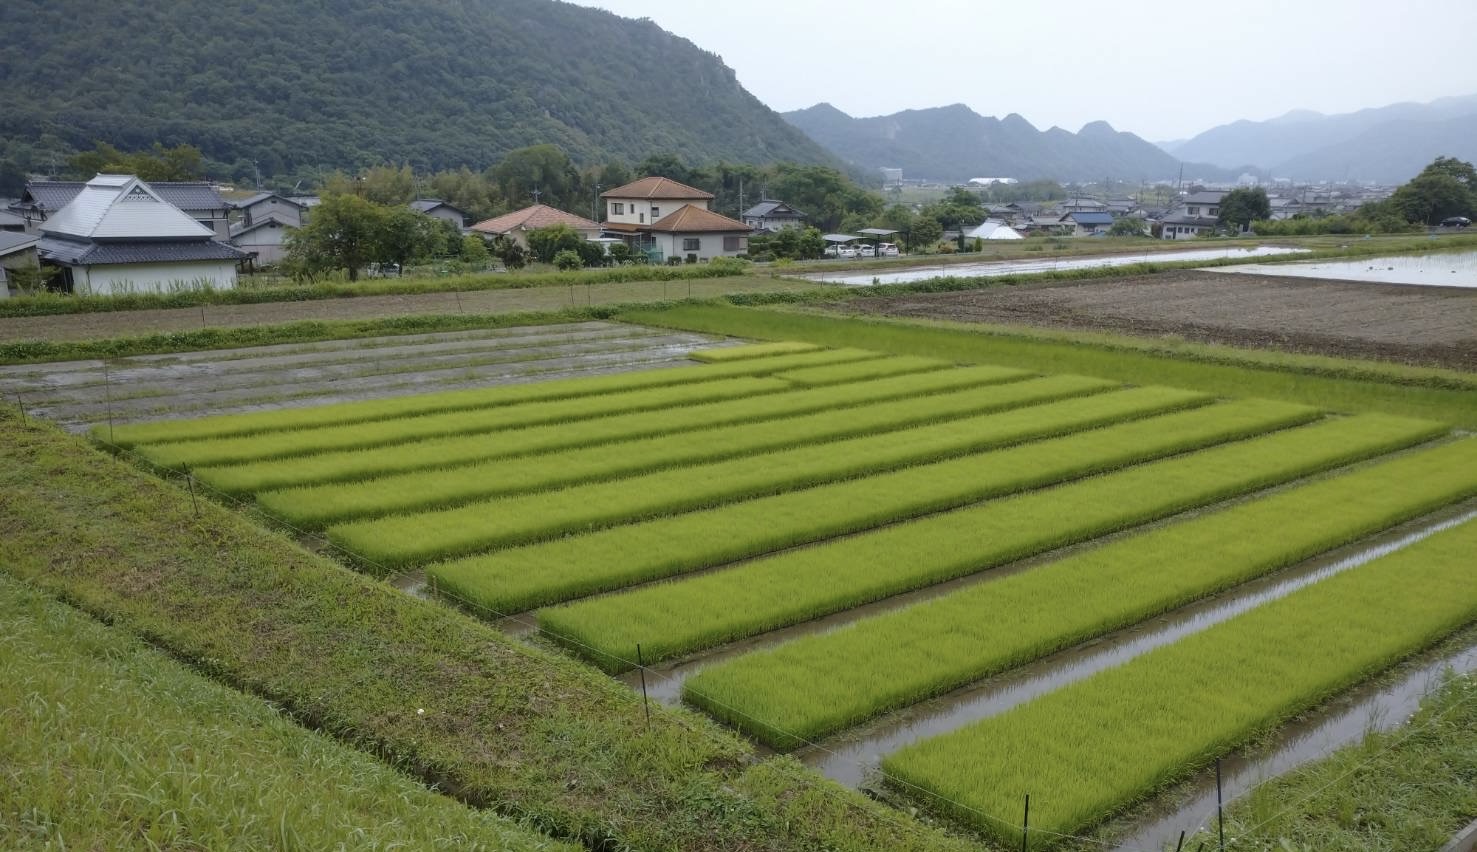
[75,261,239,295]
[661,232,746,262]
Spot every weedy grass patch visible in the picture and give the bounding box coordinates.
[881,514,1477,848]
[432,396,1306,615]
[194,364,1033,495]
[686,438,1477,748]
[540,414,1443,671]
[259,373,1103,528]
[335,386,1212,568]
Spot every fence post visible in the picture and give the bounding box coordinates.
[1021,793,1029,852]
[1175,829,1186,851]
[636,643,651,729]
[187,473,200,516]
[102,363,116,444]
[15,393,26,425]
[1216,758,1225,852]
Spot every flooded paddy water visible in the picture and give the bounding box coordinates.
[1212,248,1477,288]
[805,246,1308,286]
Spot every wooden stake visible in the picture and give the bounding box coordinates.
[1021,793,1030,852]
[1217,759,1225,852]
[636,643,651,729]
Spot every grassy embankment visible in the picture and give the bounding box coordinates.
[618,304,1477,427]
[0,574,575,851]
[0,409,979,852]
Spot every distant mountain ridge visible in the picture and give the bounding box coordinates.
[1167,95,1477,182]
[0,0,836,177]
[783,103,1236,183]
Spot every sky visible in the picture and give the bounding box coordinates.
[568,0,1477,142]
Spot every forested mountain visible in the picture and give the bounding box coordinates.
[1166,95,1477,181]
[784,103,1236,183]
[0,0,834,181]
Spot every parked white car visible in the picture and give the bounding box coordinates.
[856,244,876,257]
[831,245,857,258]
[878,242,900,257]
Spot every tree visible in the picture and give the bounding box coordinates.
[460,234,491,265]
[284,194,384,281]
[909,215,942,250]
[607,242,636,265]
[490,235,528,270]
[749,226,825,260]
[1387,157,1476,225]
[1108,217,1147,237]
[923,187,986,230]
[1217,188,1271,230]
[552,249,583,270]
[491,145,581,211]
[574,239,607,268]
[68,141,205,181]
[376,206,453,268]
[525,223,584,264]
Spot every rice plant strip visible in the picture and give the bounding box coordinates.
[537,413,1441,672]
[432,397,1315,615]
[194,364,1038,495]
[685,438,1477,749]
[880,512,1477,847]
[770,355,953,386]
[690,341,822,362]
[133,375,791,470]
[333,386,1215,567]
[259,374,1107,528]
[102,346,881,447]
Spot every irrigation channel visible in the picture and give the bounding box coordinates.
[1211,247,1477,288]
[610,502,1477,846]
[803,246,1308,286]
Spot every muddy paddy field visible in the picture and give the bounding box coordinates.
[842,270,1477,370]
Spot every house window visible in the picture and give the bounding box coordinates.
[1187,206,1199,216]
[639,213,645,223]
[723,235,742,252]
[682,237,701,252]
[612,202,624,215]
[1209,207,1219,216]
[651,206,661,218]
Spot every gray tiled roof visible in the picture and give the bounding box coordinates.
[26,181,228,213]
[742,200,806,219]
[38,237,248,265]
[410,198,465,215]
[0,231,39,256]
[0,209,26,228]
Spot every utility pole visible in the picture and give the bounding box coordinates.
[592,184,603,222]
[738,178,745,219]
[530,187,542,205]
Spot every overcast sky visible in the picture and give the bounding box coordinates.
[569,0,1477,142]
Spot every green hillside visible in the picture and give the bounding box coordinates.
[0,0,834,178]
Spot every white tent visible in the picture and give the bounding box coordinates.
[965,220,1024,240]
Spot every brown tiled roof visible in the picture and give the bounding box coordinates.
[471,204,600,235]
[649,205,751,233]
[598,221,647,234]
[601,176,714,200]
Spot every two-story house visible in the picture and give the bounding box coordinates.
[230,193,315,266]
[600,177,750,262]
[741,200,806,232]
[1158,190,1225,240]
[10,180,232,239]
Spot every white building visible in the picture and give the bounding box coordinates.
[600,177,748,261]
[1158,191,1225,240]
[11,180,232,239]
[37,175,247,294]
[741,200,806,232]
[965,220,1024,240]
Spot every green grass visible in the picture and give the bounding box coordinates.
[539,414,1442,671]
[690,340,821,361]
[195,364,1034,495]
[771,355,953,385]
[881,514,1477,848]
[618,304,1477,427]
[103,345,878,447]
[333,385,1209,568]
[685,438,1477,749]
[435,397,1307,616]
[132,375,792,470]
[0,575,575,851]
[258,373,1098,528]
[1204,669,1477,852]
[0,410,980,852]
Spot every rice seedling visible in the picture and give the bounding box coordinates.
[689,341,822,361]
[880,514,1477,848]
[100,345,881,447]
[334,385,1214,567]
[259,374,1109,528]
[538,413,1442,672]
[686,438,1477,749]
[133,375,790,470]
[771,355,953,386]
[193,364,1036,495]
[435,397,1317,615]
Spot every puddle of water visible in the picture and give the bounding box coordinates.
[796,508,1476,789]
[1211,249,1477,288]
[805,246,1308,286]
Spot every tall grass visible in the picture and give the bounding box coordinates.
[687,438,1477,749]
[134,376,790,469]
[194,364,1034,495]
[434,397,1309,616]
[881,514,1477,848]
[102,346,879,447]
[335,386,1213,568]
[690,341,821,361]
[0,575,575,851]
[539,414,1442,671]
[258,374,1101,528]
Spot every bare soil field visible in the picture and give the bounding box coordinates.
[0,321,733,431]
[842,271,1477,370]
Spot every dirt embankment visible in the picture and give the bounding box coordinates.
[843,271,1477,371]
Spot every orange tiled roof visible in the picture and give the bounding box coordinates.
[649,204,752,233]
[601,176,714,200]
[470,204,599,235]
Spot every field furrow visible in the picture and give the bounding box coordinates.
[880,514,1477,847]
[538,414,1442,671]
[193,363,1037,495]
[686,438,1477,749]
[101,345,880,446]
[333,386,1215,567]
[432,397,1315,615]
[259,373,1106,527]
